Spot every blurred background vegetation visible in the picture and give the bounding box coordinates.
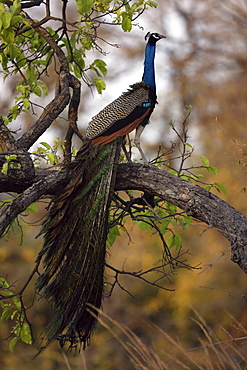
[0,0,247,368]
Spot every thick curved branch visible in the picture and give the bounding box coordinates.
[28,20,69,71]
[0,169,68,237]
[0,163,247,273]
[116,163,247,273]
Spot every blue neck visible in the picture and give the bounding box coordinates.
[142,42,156,92]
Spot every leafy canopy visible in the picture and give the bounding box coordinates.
[0,0,158,124]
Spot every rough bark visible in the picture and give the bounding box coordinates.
[116,163,247,274]
[0,162,247,274]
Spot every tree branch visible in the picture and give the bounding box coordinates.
[0,169,67,237]
[17,70,71,151]
[0,162,247,274]
[116,163,247,273]
[64,74,83,163]
[16,21,71,150]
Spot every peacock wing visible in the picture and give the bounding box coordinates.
[86,82,151,142]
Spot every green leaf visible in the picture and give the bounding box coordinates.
[0,289,12,296]
[94,78,106,94]
[47,152,56,164]
[166,201,177,215]
[8,104,20,119]
[121,12,132,32]
[160,219,170,234]
[16,51,26,68]
[9,337,18,352]
[184,142,193,148]
[10,0,21,16]
[214,182,227,196]
[33,85,42,97]
[8,43,20,60]
[1,12,12,29]
[38,81,48,95]
[40,141,51,150]
[20,323,32,344]
[0,278,9,288]
[0,4,5,16]
[167,232,182,249]
[1,307,12,321]
[23,98,30,109]
[180,215,193,230]
[80,36,93,50]
[174,233,182,248]
[167,235,174,249]
[74,54,85,70]
[1,27,14,44]
[205,185,212,191]
[168,169,177,176]
[12,296,21,309]
[10,309,19,320]
[26,64,35,84]
[200,155,210,167]
[6,154,17,161]
[207,166,218,175]
[10,15,22,26]
[146,0,158,7]
[93,59,107,77]
[106,225,120,248]
[2,161,8,175]
[74,63,83,78]
[180,175,189,181]
[138,221,152,231]
[26,203,38,213]
[76,0,93,14]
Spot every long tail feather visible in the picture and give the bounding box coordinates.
[36,138,122,352]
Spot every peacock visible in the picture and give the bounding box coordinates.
[35,31,165,352]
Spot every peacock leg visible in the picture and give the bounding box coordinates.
[134,124,149,166]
